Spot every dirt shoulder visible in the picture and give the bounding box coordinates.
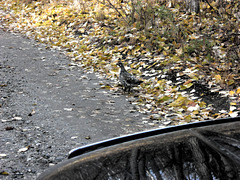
[0,30,153,179]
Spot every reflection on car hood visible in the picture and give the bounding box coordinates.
[37,117,240,180]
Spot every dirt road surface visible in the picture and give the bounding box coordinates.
[0,30,153,179]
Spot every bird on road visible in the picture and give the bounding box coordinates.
[117,61,143,92]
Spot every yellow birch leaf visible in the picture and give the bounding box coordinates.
[162,51,167,56]
[1,171,9,175]
[193,110,199,115]
[172,55,180,61]
[130,63,135,69]
[184,83,193,89]
[228,79,235,86]
[169,96,188,107]
[113,46,118,51]
[184,115,192,122]
[229,91,235,96]
[237,88,240,94]
[214,75,221,82]
[158,96,171,103]
[199,101,206,108]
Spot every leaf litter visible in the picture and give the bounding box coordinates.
[0,0,239,126]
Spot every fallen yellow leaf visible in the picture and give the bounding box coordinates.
[184,115,192,122]
[1,171,9,175]
[169,96,188,107]
[237,88,240,94]
[162,51,167,56]
[214,74,221,82]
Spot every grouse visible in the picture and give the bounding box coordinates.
[117,61,143,92]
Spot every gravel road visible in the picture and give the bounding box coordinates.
[0,30,153,179]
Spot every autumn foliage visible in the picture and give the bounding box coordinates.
[0,0,239,125]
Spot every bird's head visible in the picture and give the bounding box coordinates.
[116,61,124,67]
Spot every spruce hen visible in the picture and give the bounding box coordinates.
[117,61,143,92]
